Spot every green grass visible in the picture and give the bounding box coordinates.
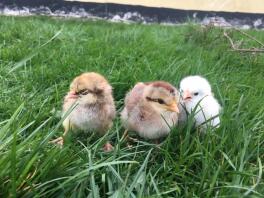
[0,16,264,197]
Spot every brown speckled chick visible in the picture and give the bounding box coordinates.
[52,72,116,150]
[121,81,180,140]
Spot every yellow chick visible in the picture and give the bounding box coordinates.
[121,81,180,141]
[52,72,116,150]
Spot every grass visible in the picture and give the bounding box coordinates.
[0,16,264,197]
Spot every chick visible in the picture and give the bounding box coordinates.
[121,81,180,140]
[179,75,221,130]
[52,72,116,150]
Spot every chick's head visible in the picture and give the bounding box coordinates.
[70,72,112,105]
[179,75,212,104]
[143,81,180,114]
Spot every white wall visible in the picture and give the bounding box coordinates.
[66,0,264,14]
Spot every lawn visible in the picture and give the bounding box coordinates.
[0,16,264,197]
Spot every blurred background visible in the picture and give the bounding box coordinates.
[1,0,264,28]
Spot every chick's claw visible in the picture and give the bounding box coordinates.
[50,137,64,146]
[103,142,114,152]
[127,136,138,142]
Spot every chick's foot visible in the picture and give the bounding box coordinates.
[103,142,114,152]
[50,137,64,146]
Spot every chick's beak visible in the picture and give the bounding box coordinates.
[68,91,79,99]
[166,102,180,113]
[183,90,192,100]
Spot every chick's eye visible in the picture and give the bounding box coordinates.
[77,89,90,95]
[194,92,199,96]
[157,99,165,104]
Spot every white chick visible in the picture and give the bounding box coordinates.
[179,75,221,130]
